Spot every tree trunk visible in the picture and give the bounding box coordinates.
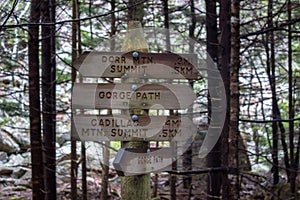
[80,142,87,200]
[121,142,150,200]
[71,0,80,199]
[163,0,170,51]
[205,0,221,199]
[267,0,279,185]
[182,0,196,189]
[219,0,231,199]
[28,1,44,199]
[162,2,176,198]
[127,0,145,23]
[101,141,110,200]
[120,21,150,200]
[41,0,57,198]
[100,2,116,199]
[230,0,240,199]
[287,0,296,195]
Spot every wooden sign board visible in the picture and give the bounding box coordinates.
[72,83,196,110]
[73,51,199,80]
[72,115,197,141]
[113,148,173,176]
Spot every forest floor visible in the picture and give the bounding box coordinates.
[4,169,293,200]
[0,169,271,200]
[0,170,210,200]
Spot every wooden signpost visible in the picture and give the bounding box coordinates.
[72,50,199,175]
[72,83,196,110]
[69,21,206,200]
[72,115,197,141]
[73,51,198,79]
[72,29,200,179]
[113,148,173,176]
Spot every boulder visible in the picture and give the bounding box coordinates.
[0,151,8,163]
[0,167,13,176]
[15,170,31,188]
[0,129,20,153]
[56,132,70,146]
[6,154,26,167]
[12,167,28,179]
[2,116,31,151]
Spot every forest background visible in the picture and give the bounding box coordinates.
[0,0,300,199]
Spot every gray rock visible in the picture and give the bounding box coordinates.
[57,132,70,146]
[57,160,72,176]
[6,154,25,166]
[19,170,31,181]
[14,178,31,187]
[2,127,30,150]
[12,167,28,179]
[0,166,13,176]
[0,129,20,153]
[0,151,8,162]
[14,170,32,187]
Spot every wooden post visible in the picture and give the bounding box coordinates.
[120,21,151,200]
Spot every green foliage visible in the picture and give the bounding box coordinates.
[56,68,71,84]
[0,100,23,116]
[0,118,9,127]
[9,197,26,200]
[1,57,21,71]
[111,141,121,151]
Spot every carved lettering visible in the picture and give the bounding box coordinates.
[110,65,146,73]
[137,155,163,165]
[81,128,105,137]
[102,56,126,63]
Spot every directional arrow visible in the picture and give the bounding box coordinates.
[72,115,197,141]
[113,148,173,176]
[72,83,196,110]
[73,51,199,80]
